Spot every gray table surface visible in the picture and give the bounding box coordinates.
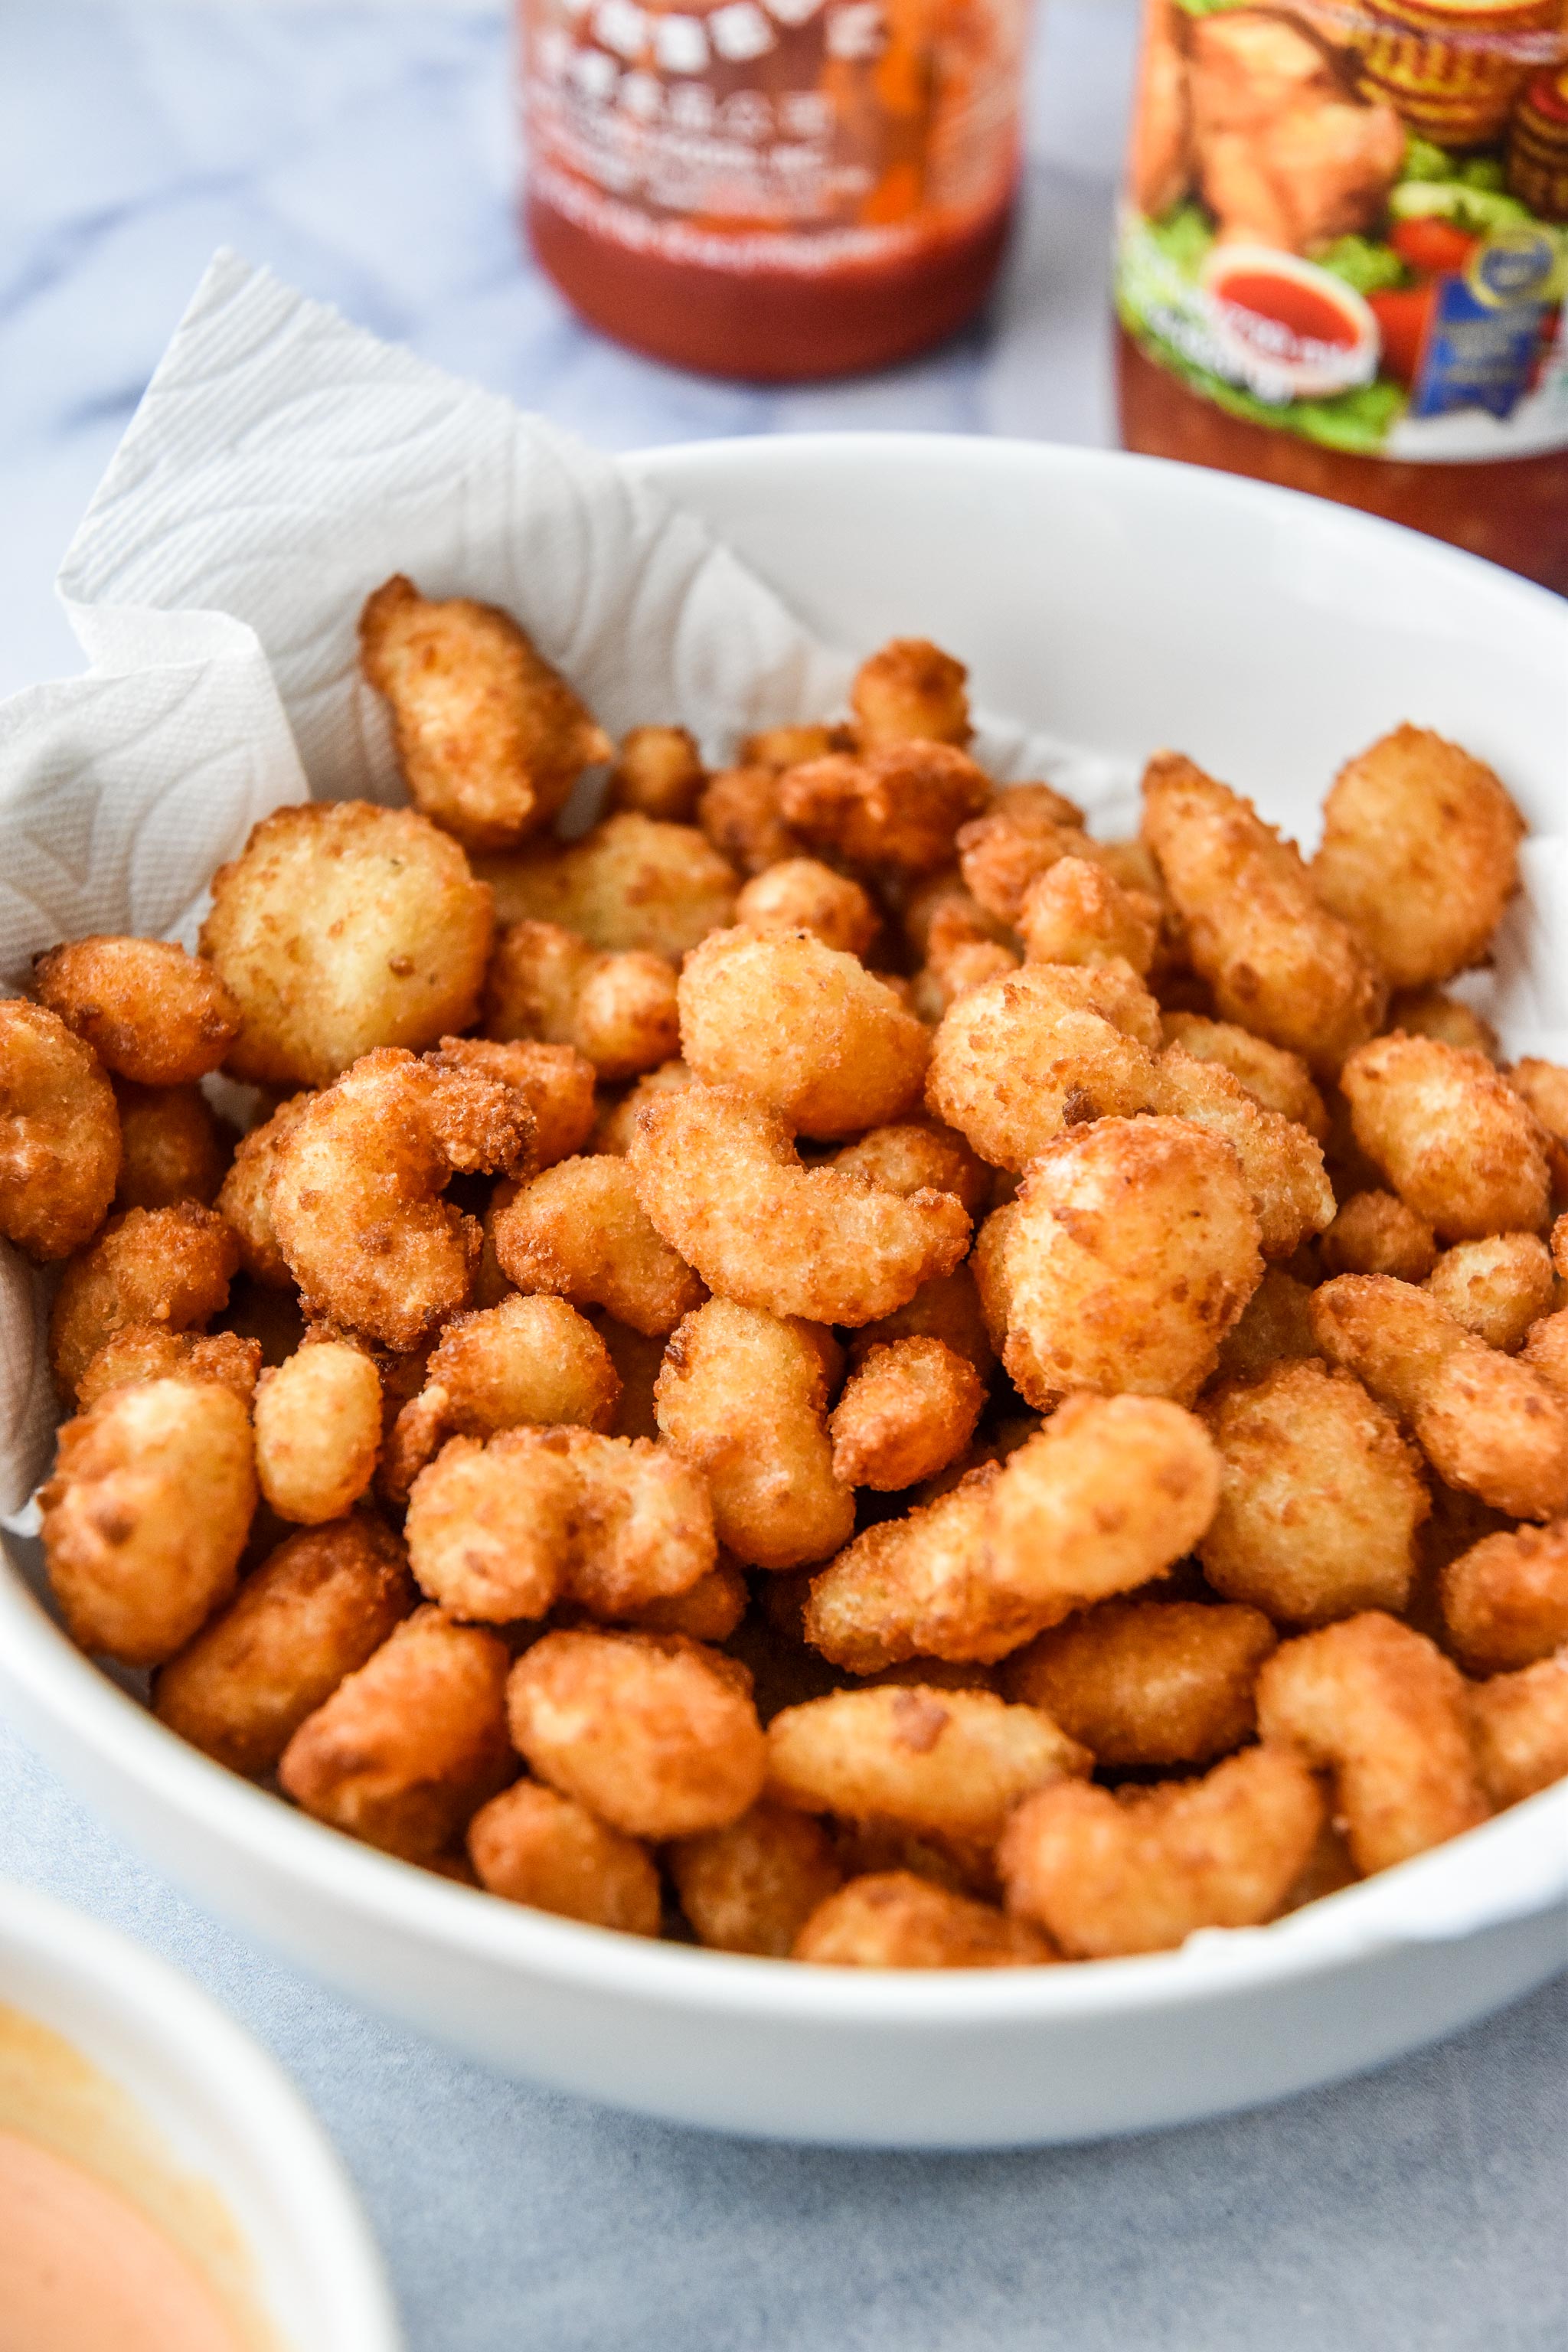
[3,5,1566,2345]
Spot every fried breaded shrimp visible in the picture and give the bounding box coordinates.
[847,1261,995,1382]
[381,1292,619,1499]
[913,900,1021,1018]
[267,1049,527,1351]
[778,742,991,875]
[1198,1361,1428,1625]
[1142,753,1385,1072]
[1016,855,1161,976]
[828,1338,984,1492]
[0,999,120,1262]
[113,1082,230,1210]
[482,919,680,1082]
[622,1557,748,1642]
[804,1468,1004,1670]
[1158,1011,1329,1140]
[998,1747,1324,1957]
[590,1060,693,1158]
[1310,725,1523,988]
[733,859,880,958]
[427,1035,595,1168]
[1426,1233,1555,1352]
[668,1803,843,1955]
[629,1083,971,1327]
[1439,1521,1568,1674]
[766,1685,1088,1844]
[925,961,1162,1171]
[1213,1266,1318,1384]
[1256,1612,1488,1873]
[794,1873,1053,1968]
[479,812,737,963]
[467,1779,662,1932]
[655,1298,853,1569]
[1320,1190,1438,1282]
[1001,1598,1277,1768]
[153,1513,414,1775]
[851,637,971,748]
[1152,1044,1333,1259]
[1340,1033,1549,1241]
[217,1092,314,1286]
[1311,1273,1568,1521]
[50,1201,240,1402]
[494,1153,704,1337]
[743,724,851,773]
[1468,1650,1568,1807]
[508,1628,766,1838]
[955,786,1088,926]
[830,1120,991,1217]
[34,937,241,1086]
[279,1605,514,1860]
[201,801,493,1089]
[76,1324,260,1410]
[679,926,929,1138]
[696,764,805,876]
[976,1116,1262,1410]
[606,725,706,824]
[1507,1057,1568,1200]
[360,573,611,851]
[1388,987,1499,1060]
[253,1336,383,1524]
[41,1377,256,1665]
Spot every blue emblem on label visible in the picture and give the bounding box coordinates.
[1409,234,1554,423]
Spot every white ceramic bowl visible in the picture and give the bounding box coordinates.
[0,1876,400,2347]
[3,438,1566,2148]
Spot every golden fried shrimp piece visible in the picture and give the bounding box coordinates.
[0,1000,119,1260]
[1256,1612,1488,1873]
[1468,1651,1568,1807]
[696,764,805,877]
[590,1060,692,1158]
[1426,1233,1555,1353]
[200,801,493,1089]
[1152,1044,1333,1260]
[622,1557,749,1642]
[217,1092,313,1286]
[1142,753,1386,1072]
[467,1779,662,1932]
[407,1423,712,1623]
[830,1120,991,1217]
[779,742,993,876]
[1310,724,1524,988]
[113,1082,230,1211]
[360,574,610,851]
[1311,1273,1568,1521]
[766,1684,1088,1844]
[476,811,736,959]
[34,938,241,1086]
[742,724,850,773]
[41,1377,256,1665]
[606,725,706,825]
[1213,1266,1317,1384]
[828,1338,984,1491]
[978,1116,1262,1410]
[794,1873,1053,1968]
[508,1628,765,1838]
[1507,1057,1568,1202]
[50,1201,240,1402]
[913,901,1021,1019]
[804,1469,1006,1669]
[383,1292,619,1499]
[1158,1011,1328,1140]
[733,859,880,958]
[1521,1305,1568,1403]
[1389,987,1499,1060]
[678,927,929,1141]
[1001,1598,1276,1768]
[655,1298,852,1570]
[851,638,971,748]
[494,1153,704,1338]
[483,920,679,1083]
[76,1324,260,1410]
[1439,1521,1568,1674]
[253,1337,383,1525]
[926,962,1162,1171]
[1016,855,1161,977]
[954,786,1089,926]
[1198,1362,1428,1625]
[848,1261,996,1384]
[669,1803,843,1955]
[427,1035,594,1168]
[279,1605,514,1860]
[1320,1190,1438,1282]
[629,1083,971,1327]
[1341,1033,1549,1242]
[153,1513,414,1775]
[999,1747,1324,1958]
[902,869,1012,963]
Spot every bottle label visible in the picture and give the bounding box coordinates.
[1115,0,1568,461]
[521,0,1027,275]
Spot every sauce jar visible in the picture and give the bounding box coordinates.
[518,0,1030,380]
[1114,0,1568,593]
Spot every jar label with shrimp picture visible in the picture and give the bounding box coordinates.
[1114,0,1568,460]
